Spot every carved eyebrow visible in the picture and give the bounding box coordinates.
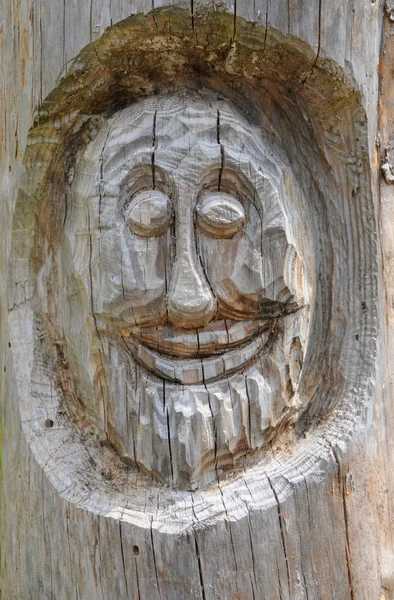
[125,190,173,237]
[196,192,245,239]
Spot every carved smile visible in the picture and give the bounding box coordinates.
[122,319,276,384]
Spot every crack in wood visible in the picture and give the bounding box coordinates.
[119,522,130,597]
[90,0,93,42]
[264,0,269,51]
[166,408,174,485]
[287,0,290,35]
[245,375,253,447]
[276,558,284,600]
[331,446,355,600]
[302,0,322,84]
[62,0,66,73]
[247,512,258,591]
[87,204,108,435]
[150,519,163,600]
[135,553,141,600]
[267,475,291,599]
[193,530,207,600]
[65,506,79,600]
[152,109,157,189]
[98,127,111,230]
[96,521,106,600]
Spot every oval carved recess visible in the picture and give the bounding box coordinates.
[125,190,173,238]
[9,8,377,526]
[65,93,310,489]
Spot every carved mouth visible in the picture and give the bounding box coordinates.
[122,319,276,385]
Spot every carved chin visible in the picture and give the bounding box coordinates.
[121,319,275,385]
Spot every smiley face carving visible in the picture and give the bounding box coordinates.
[64,93,310,489]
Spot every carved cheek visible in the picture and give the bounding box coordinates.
[88,188,174,327]
[96,226,170,327]
[120,231,170,325]
[197,202,266,318]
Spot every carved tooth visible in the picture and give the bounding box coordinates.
[130,331,270,385]
[129,319,263,358]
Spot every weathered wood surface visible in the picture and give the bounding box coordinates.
[1,1,394,599]
[47,92,310,490]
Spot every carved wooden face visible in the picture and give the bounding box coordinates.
[66,94,309,488]
[11,15,377,513]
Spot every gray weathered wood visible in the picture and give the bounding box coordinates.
[1,2,394,599]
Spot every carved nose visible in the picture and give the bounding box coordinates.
[167,252,216,329]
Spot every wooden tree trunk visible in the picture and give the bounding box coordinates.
[2,1,394,599]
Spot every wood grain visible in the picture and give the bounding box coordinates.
[1,2,392,599]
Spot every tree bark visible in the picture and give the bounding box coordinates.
[1,1,394,599]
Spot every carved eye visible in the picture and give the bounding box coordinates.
[196,192,245,239]
[125,190,173,237]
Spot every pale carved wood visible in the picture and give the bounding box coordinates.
[1,2,393,600]
[51,93,309,490]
